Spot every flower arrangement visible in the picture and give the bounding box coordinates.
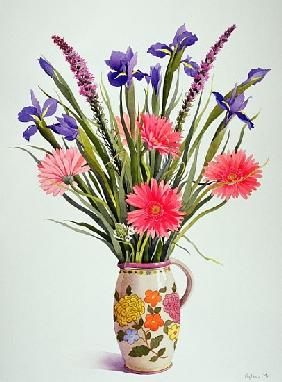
[18,24,270,264]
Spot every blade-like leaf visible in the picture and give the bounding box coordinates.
[15,146,40,164]
[182,236,222,265]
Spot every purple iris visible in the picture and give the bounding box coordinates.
[105,47,146,87]
[146,63,162,95]
[49,114,78,141]
[243,68,271,86]
[39,57,54,77]
[181,55,199,77]
[123,329,139,345]
[18,90,57,141]
[147,24,198,58]
[213,86,254,129]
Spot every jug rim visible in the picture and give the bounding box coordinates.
[118,261,170,270]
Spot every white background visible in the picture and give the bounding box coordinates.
[0,0,281,381]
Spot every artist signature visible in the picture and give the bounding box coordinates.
[245,372,270,380]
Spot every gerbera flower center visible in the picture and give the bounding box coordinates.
[149,202,163,216]
[227,172,238,182]
[63,175,74,185]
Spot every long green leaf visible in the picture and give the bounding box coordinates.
[182,144,200,208]
[70,220,109,241]
[165,67,181,117]
[15,147,40,163]
[175,200,227,243]
[182,236,222,265]
[73,193,124,261]
[48,219,115,254]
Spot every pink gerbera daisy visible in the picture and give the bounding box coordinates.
[126,179,184,237]
[204,150,262,199]
[38,148,89,196]
[138,114,181,157]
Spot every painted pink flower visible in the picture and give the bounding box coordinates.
[38,148,89,196]
[126,179,184,238]
[138,114,181,157]
[204,150,262,199]
[163,293,180,323]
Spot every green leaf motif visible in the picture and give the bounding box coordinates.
[126,285,132,296]
[129,345,151,357]
[173,340,178,350]
[159,287,167,293]
[147,305,154,314]
[132,317,144,330]
[154,307,161,314]
[172,282,177,293]
[150,335,164,349]
[158,348,166,357]
[145,332,152,340]
[149,355,159,362]
[164,320,173,334]
[114,291,119,301]
[116,330,125,342]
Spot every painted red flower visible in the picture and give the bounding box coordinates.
[144,290,162,307]
[144,313,164,331]
[126,179,184,238]
[204,150,262,199]
[138,113,181,157]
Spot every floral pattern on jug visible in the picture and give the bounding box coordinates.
[113,260,192,373]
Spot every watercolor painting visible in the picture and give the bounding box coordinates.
[1,1,281,381]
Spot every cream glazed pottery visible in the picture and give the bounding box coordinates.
[113,259,193,374]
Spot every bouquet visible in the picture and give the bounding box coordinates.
[18,24,270,265]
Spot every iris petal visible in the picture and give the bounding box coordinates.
[235,112,254,129]
[23,125,38,141]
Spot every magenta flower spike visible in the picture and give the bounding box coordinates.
[176,24,236,129]
[52,35,97,102]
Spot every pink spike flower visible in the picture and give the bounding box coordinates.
[204,150,262,199]
[52,35,97,102]
[126,179,184,238]
[38,148,89,196]
[138,114,181,157]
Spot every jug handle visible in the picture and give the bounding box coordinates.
[170,258,193,307]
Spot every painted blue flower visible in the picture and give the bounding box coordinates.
[123,329,139,345]
[39,57,54,77]
[18,90,57,140]
[213,85,254,129]
[146,63,162,95]
[243,68,270,86]
[181,55,199,77]
[49,114,78,141]
[105,47,146,87]
[147,24,198,58]
[172,24,198,50]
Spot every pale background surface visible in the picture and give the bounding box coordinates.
[0,0,281,381]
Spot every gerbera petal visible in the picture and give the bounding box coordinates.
[38,148,89,196]
[126,179,183,237]
[204,150,261,199]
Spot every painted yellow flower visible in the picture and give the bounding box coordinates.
[114,294,145,326]
[167,323,180,341]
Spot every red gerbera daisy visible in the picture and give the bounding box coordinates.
[138,113,181,157]
[204,150,262,199]
[126,179,184,238]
